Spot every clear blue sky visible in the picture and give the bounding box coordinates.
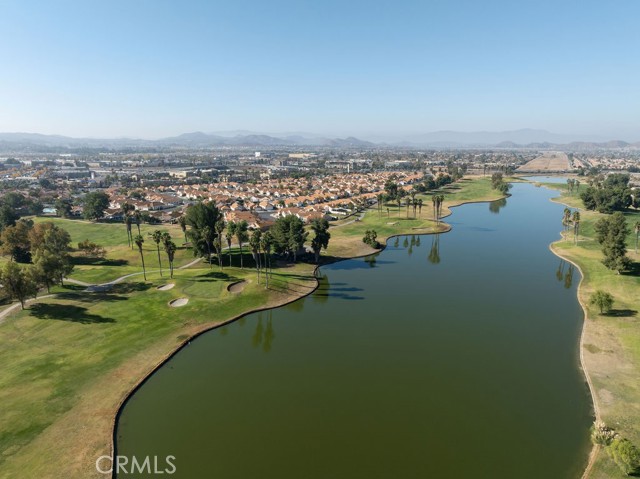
[1,0,639,140]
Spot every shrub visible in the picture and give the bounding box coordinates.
[77,239,106,258]
[589,290,614,315]
[362,229,379,248]
[607,438,640,475]
[591,420,618,446]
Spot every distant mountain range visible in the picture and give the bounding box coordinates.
[0,129,638,151]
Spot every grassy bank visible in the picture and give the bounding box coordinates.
[0,176,506,479]
[541,182,640,478]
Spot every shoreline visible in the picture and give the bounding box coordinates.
[546,193,600,479]
[109,190,509,475]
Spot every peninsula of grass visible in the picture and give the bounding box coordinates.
[0,176,506,479]
[539,181,640,478]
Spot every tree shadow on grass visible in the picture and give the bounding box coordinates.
[55,292,128,303]
[192,271,239,282]
[603,309,638,318]
[29,304,115,324]
[72,257,129,267]
[111,282,153,294]
[622,262,640,277]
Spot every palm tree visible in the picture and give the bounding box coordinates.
[635,222,640,254]
[572,211,581,244]
[563,207,572,240]
[418,198,423,217]
[438,195,445,221]
[215,219,225,270]
[121,203,135,247]
[125,215,134,249]
[134,234,147,281]
[236,220,249,269]
[164,240,177,278]
[226,221,236,267]
[178,216,187,243]
[133,211,142,236]
[396,196,402,218]
[150,230,164,276]
[249,229,262,283]
[261,231,273,289]
[432,195,437,222]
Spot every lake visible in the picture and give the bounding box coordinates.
[115,182,593,479]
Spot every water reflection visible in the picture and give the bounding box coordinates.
[364,255,377,268]
[251,312,276,353]
[428,234,441,265]
[489,198,507,214]
[555,260,574,289]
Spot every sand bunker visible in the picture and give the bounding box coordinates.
[169,298,189,307]
[227,280,247,293]
[157,283,175,291]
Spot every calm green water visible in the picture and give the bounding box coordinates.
[115,182,593,479]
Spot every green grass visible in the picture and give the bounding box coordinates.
[0,262,316,479]
[545,184,640,479]
[30,217,193,284]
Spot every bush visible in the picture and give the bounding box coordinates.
[589,290,614,314]
[591,420,618,446]
[77,239,106,258]
[362,229,379,248]
[607,438,640,475]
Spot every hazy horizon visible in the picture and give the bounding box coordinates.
[1,1,639,140]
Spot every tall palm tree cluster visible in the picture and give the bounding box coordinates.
[562,207,581,243]
[432,194,445,224]
[130,201,332,288]
[566,178,581,194]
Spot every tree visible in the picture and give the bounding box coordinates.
[310,218,330,263]
[122,203,135,247]
[362,229,379,248]
[572,211,581,243]
[83,192,110,220]
[260,230,273,289]
[185,202,222,267]
[271,216,307,261]
[235,220,249,268]
[178,216,187,243]
[384,180,399,200]
[215,219,225,269]
[562,207,572,239]
[589,290,614,314]
[0,204,19,232]
[28,222,73,285]
[133,210,142,236]
[162,234,177,279]
[226,221,236,267]
[54,198,73,218]
[607,437,640,475]
[134,234,147,281]
[0,220,32,263]
[595,212,631,273]
[150,230,164,277]
[288,218,307,262]
[634,222,639,255]
[32,250,66,293]
[249,229,262,283]
[0,261,38,309]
